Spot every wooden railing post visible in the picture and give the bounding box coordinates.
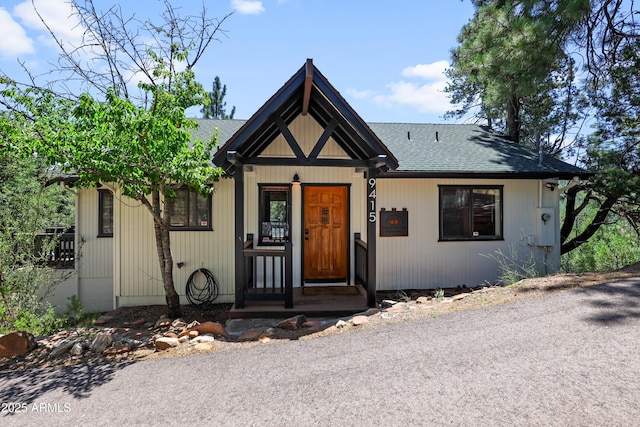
[284,242,293,308]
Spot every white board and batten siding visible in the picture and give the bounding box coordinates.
[71,188,114,311]
[116,114,366,306]
[375,178,560,290]
[114,178,235,307]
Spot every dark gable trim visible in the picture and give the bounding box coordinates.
[212,60,398,173]
[378,170,593,180]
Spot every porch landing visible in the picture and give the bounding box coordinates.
[229,285,369,319]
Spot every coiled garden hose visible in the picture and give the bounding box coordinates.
[186,268,219,309]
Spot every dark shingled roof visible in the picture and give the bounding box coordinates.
[193,118,588,179]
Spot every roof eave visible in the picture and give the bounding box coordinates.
[378,170,594,179]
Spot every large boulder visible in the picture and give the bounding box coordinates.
[275,315,307,331]
[0,331,37,357]
[189,321,230,339]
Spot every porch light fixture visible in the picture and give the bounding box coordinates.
[292,173,300,184]
[545,182,556,191]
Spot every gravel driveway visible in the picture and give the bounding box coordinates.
[2,277,639,426]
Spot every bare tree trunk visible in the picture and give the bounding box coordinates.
[151,190,181,318]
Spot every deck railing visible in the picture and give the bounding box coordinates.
[354,232,368,290]
[241,236,293,308]
[35,229,75,269]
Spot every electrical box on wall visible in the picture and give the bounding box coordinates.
[536,208,555,246]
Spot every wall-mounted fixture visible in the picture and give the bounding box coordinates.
[545,182,556,191]
[292,172,300,185]
[541,212,551,223]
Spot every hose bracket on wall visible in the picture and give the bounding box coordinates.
[186,268,219,310]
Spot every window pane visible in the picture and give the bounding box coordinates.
[100,191,113,235]
[170,190,187,227]
[260,186,290,244]
[190,192,210,228]
[442,188,469,237]
[440,186,502,239]
[472,189,500,237]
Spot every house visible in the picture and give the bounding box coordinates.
[48,59,588,315]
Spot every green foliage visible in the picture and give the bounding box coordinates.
[0,150,74,335]
[445,0,588,143]
[63,295,100,329]
[481,245,539,286]
[202,76,236,119]
[433,288,445,299]
[561,205,640,273]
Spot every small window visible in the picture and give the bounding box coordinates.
[169,188,212,231]
[98,189,114,237]
[259,185,291,245]
[439,186,502,240]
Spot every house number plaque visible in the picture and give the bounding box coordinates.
[368,178,376,223]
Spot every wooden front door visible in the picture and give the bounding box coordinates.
[303,185,348,281]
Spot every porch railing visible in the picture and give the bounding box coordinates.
[354,232,368,290]
[35,229,75,269]
[241,236,293,308]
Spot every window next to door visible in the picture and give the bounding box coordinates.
[439,185,503,240]
[169,187,212,231]
[259,184,291,245]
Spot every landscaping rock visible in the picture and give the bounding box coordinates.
[171,319,187,329]
[0,331,38,357]
[452,294,466,302]
[416,296,432,304]
[103,341,134,356]
[275,315,306,330]
[155,337,179,350]
[90,333,114,353]
[70,341,85,356]
[50,339,76,358]
[335,320,348,328]
[351,315,369,326]
[163,332,178,339]
[381,299,398,308]
[191,335,215,344]
[131,318,146,326]
[154,317,172,329]
[94,315,114,325]
[186,320,200,329]
[190,321,230,339]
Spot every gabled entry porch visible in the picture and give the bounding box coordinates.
[212,59,398,316]
[229,232,371,318]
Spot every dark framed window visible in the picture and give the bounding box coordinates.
[259,184,291,245]
[439,185,503,240]
[169,188,212,231]
[98,189,114,237]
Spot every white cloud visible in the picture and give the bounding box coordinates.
[13,0,83,48]
[0,8,33,57]
[375,79,450,114]
[347,60,453,115]
[401,60,449,80]
[231,0,266,15]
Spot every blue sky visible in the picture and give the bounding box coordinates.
[0,0,476,123]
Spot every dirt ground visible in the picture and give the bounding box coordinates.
[3,263,640,372]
